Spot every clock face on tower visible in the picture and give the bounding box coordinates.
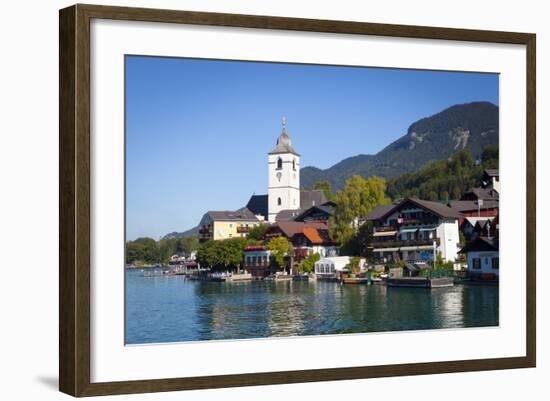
[276,172,282,182]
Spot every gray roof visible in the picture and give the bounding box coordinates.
[460,187,499,201]
[269,129,299,155]
[448,200,499,213]
[293,204,335,222]
[300,190,328,209]
[275,209,303,222]
[245,190,327,221]
[206,208,259,222]
[246,194,268,218]
[459,236,499,253]
[365,198,460,221]
[365,203,396,221]
[484,169,499,177]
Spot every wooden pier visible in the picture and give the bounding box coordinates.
[386,277,454,288]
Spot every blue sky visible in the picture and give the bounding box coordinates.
[126,56,498,240]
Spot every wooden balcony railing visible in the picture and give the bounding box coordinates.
[370,238,440,248]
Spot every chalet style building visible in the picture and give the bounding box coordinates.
[365,198,461,263]
[264,221,339,259]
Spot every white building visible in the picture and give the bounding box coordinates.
[460,236,499,279]
[267,118,300,222]
[314,256,351,276]
[365,198,461,263]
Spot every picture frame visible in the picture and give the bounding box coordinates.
[59,3,536,397]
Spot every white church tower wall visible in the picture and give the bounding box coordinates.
[268,118,301,222]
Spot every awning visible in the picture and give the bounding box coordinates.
[399,228,418,233]
[373,231,397,237]
[373,247,399,252]
[419,227,437,232]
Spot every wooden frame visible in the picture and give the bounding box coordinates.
[59,3,536,397]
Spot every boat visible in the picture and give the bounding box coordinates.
[341,277,370,285]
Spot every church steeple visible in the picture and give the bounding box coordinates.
[267,117,301,222]
[269,117,300,156]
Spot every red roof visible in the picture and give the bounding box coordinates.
[303,227,324,244]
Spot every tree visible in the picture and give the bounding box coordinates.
[247,224,267,241]
[386,146,498,201]
[176,235,199,257]
[481,144,499,169]
[313,180,334,201]
[196,238,247,270]
[348,256,361,275]
[329,175,390,245]
[266,237,291,270]
[298,253,320,274]
[340,221,373,257]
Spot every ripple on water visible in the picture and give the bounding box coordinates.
[125,270,499,344]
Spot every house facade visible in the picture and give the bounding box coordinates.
[198,209,262,242]
[459,236,499,279]
[365,198,460,263]
[243,245,272,278]
[264,221,339,260]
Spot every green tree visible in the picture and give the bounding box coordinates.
[340,221,373,257]
[329,175,390,245]
[348,256,361,275]
[247,224,267,241]
[298,252,320,274]
[313,180,335,201]
[386,146,497,201]
[481,144,499,169]
[266,237,291,270]
[176,235,199,257]
[196,238,247,270]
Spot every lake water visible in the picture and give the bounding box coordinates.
[125,269,499,344]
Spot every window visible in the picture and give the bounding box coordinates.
[492,257,499,269]
[472,258,481,269]
[293,159,296,170]
[277,197,282,206]
[277,158,283,170]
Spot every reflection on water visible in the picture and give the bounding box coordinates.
[125,269,499,344]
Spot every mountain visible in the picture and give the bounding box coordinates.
[301,102,499,190]
[162,224,200,240]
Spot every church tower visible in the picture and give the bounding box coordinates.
[268,118,300,222]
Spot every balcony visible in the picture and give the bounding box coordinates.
[199,225,212,234]
[370,238,440,249]
[236,226,251,234]
[398,218,439,226]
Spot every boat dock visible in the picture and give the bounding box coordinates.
[386,277,454,288]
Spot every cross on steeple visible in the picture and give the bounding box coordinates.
[282,116,287,132]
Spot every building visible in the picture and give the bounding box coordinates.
[243,245,272,278]
[460,216,496,241]
[245,119,328,222]
[448,199,499,218]
[460,187,499,202]
[314,256,350,277]
[264,221,338,259]
[482,169,500,193]
[293,201,336,223]
[268,118,301,222]
[198,209,262,242]
[459,236,499,279]
[365,198,461,263]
